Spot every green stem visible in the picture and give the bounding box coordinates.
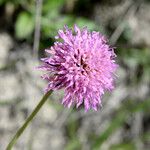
[6,90,53,150]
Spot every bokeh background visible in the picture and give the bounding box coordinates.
[0,0,150,150]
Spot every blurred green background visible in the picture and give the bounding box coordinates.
[0,0,150,150]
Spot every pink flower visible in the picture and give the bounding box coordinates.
[39,25,118,111]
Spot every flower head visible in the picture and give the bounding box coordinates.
[39,25,118,111]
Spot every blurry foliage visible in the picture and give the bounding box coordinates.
[0,0,98,40]
[0,0,150,150]
[92,99,150,149]
[142,132,150,143]
[65,138,81,150]
[65,111,82,150]
[65,127,81,149]
[61,98,150,150]
[41,0,98,39]
[110,142,136,150]
[120,48,150,81]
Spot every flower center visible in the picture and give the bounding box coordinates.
[79,56,90,74]
[80,57,88,70]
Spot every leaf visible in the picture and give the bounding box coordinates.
[15,12,34,39]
